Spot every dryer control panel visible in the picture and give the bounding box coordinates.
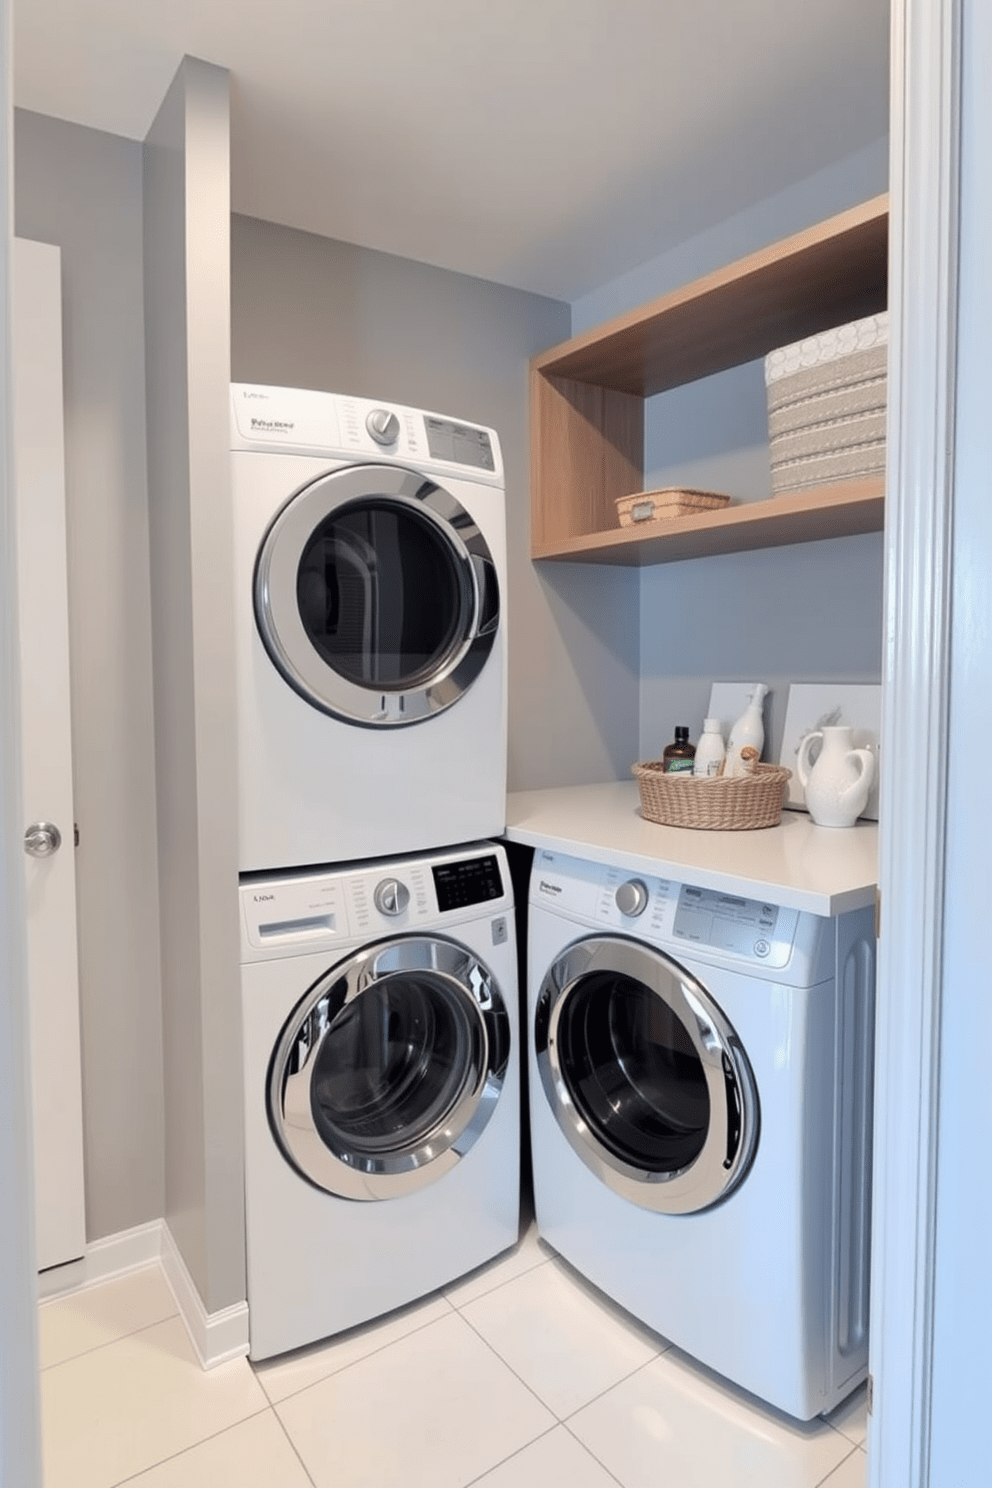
[230,383,504,484]
[530,849,821,974]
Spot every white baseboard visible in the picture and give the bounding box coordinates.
[36,1219,164,1300]
[36,1218,250,1369]
[159,1221,249,1369]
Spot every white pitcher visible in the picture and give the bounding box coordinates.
[796,725,876,828]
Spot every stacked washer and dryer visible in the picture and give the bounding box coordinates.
[231,384,519,1360]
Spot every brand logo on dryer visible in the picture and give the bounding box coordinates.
[249,417,295,432]
[253,892,275,902]
[538,879,563,897]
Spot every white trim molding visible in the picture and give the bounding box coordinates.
[870,1,961,1485]
[36,1220,250,1369]
[159,1222,250,1369]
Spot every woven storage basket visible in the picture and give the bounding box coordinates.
[615,488,731,527]
[632,760,792,831]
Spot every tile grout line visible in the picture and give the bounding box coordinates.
[103,1402,273,1487]
[457,1422,561,1488]
[38,1309,182,1373]
[557,1418,629,1488]
[813,1438,867,1487]
[271,1407,321,1488]
[443,1248,553,1313]
[251,1299,459,1407]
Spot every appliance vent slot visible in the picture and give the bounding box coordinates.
[836,929,876,1359]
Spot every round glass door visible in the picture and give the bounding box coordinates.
[535,936,758,1214]
[269,936,510,1200]
[255,464,499,726]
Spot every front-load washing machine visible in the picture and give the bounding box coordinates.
[240,840,519,1360]
[527,848,875,1420]
[231,383,507,872]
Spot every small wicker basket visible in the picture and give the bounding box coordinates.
[615,488,731,527]
[632,760,792,831]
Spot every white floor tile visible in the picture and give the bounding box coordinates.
[40,1315,268,1488]
[459,1257,661,1418]
[819,1446,868,1487]
[569,1350,853,1488]
[444,1222,551,1308]
[118,1409,314,1487]
[275,1309,555,1488]
[252,1292,453,1404]
[470,1425,621,1487]
[826,1382,868,1447]
[38,1265,177,1369]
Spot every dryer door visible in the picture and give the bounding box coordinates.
[535,936,758,1214]
[254,463,499,726]
[269,935,510,1200]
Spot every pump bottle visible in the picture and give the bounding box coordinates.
[724,684,769,778]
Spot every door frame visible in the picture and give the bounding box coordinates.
[0,1,46,1477]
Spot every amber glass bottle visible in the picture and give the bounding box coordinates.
[662,726,696,773]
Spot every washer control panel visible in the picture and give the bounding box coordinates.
[241,843,512,961]
[531,849,805,971]
[672,884,793,966]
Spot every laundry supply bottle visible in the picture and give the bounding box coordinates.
[662,726,696,773]
[724,684,769,778]
[692,718,726,778]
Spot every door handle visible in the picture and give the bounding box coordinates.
[23,821,62,858]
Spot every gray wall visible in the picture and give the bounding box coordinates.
[572,139,889,766]
[14,110,165,1242]
[144,59,244,1313]
[230,217,641,791]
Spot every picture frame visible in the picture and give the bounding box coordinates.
[779,683,882,819]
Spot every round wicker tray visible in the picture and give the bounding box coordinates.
[632,760,792,831]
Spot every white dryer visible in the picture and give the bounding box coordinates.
[240,841,519,1360]
[527,848,875,1420]
[231,383,507,872]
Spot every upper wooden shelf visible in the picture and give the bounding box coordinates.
[530,195,889,563]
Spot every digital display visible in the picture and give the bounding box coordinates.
[673,884,781,960]
[424,416,495,471]
[433,855,504,912]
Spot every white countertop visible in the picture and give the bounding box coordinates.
[505,782,878,917]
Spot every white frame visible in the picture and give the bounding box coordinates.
[869,0,960,1484]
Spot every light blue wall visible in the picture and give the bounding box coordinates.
[570,139,889,766]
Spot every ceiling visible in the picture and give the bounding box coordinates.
[14,0,890,302]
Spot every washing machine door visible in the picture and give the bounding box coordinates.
[535,936,758,1214]
[269,935,510,1200]
[254,463,499,726]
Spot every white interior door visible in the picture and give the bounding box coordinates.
[12,236,86,1273]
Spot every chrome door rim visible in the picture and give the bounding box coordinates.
[255,463,499,726]
[535,936,758,1214]
[269,935,510,1201]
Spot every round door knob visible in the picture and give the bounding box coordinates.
[374,878,410,916]
[615,878,649,917]
[23,821,62,858]
[366,408,400,445]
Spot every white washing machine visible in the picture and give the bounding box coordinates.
[231,383,507,872]
[527,847,875,1420]
[240,840,519,1360]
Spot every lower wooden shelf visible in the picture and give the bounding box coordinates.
[531,476,885,566]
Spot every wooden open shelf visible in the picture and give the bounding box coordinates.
[530,195,889,564]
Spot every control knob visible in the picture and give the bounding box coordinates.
[366,408,400,445]
[615,878,649,918]
[374,877,410,916]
